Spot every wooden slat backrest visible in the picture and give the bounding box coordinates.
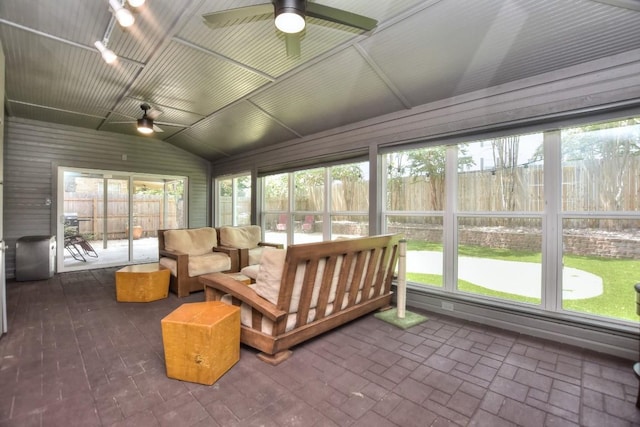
[273,234,402,332]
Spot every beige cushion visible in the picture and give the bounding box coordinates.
[240,264,260,280]
[159,252,230,277]
[248,247,264,265]
[163,228,217,256]
[219,225,261,249]
[252,248,342,313]
[252,248,287,305]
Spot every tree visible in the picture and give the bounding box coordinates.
[561,118,640,212]
[491,136,521,211]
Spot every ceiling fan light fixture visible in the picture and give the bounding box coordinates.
[127,0,145,7]
[274,0,305,33]
[137,117,154,134]
[109,0,135,27]
[94,40,117,64]
[275,12,305,33]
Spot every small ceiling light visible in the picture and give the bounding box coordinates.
[94,40,117,64]
[274,0,305,34]
[109,0,135,27]
[127,0,145,7]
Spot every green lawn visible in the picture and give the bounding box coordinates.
[405,240,640,321]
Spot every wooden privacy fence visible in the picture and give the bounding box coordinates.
[64,193,183,239]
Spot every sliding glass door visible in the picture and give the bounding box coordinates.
[58,168,186,272]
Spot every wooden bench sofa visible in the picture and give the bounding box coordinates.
[200,234,402,365]
[158,227,239,297]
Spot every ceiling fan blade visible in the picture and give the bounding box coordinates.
[147,109,162,120]
[202,3,273,27]
[152,124,164,133]
[285,33,301,57]
[306,3,377,31]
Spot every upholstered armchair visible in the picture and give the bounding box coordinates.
[217,225,283,281]
[158,227,239,297]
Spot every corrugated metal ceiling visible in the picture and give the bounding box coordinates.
[1,0,640,161]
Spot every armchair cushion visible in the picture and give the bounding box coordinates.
[219,225,261,250]
[164,227,218,256]
[160,252,231,277]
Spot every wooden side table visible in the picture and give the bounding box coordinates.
[115,263,170,302]
[161,301,240,385]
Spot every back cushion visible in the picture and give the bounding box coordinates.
[253,247,287,305]
[219,225,261,249]
[163,227,218,256]
[253,247,342,313]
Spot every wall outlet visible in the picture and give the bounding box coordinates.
[441,301,454,311]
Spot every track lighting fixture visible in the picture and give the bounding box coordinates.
[94,40,117,64]
[109,0,135,27]
[274,0,305,33]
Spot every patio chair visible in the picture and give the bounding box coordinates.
[276,213,287,231]
[301,215,314,232]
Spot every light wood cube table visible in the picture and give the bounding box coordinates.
[161,301,240,385]
[115,263,170,302]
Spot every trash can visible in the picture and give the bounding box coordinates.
[15,235,56,281]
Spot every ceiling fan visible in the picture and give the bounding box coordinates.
[110,103,182,134]
[202,0,378,57]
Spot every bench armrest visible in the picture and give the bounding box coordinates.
[259,242,284,249]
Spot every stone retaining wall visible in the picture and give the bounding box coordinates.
[386,224,640,259]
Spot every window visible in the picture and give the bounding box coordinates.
[215,173,251,226]
[383,147,447,287]
[382,117,640,326]
[456,134,544,305]
[261,161,369,246]
[59,168,187,272]
[560,119,640,322]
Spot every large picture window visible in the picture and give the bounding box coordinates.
[560,119,640,322]
[382,118,640,326]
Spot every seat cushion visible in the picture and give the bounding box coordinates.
[240,264,260,280]
[163,227,218,256]
[219,225,261,249]
[159,252,230,277]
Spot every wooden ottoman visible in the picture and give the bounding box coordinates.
[161,301,240,385]
[115,263,170,302]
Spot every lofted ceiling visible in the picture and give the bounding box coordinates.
[2,0,640,161]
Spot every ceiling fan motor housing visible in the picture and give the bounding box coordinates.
[274,0,306,17]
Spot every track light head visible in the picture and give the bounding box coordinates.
[94,40,117,64]
[109,0,135,27]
